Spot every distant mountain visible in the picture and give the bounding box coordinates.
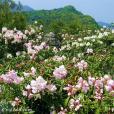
[98,22,114,29]
[22,5,34,12]
[26,5,99,33]
[0,0,34,12]
[98,22,111,28]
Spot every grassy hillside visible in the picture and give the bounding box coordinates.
[26,5,99,33]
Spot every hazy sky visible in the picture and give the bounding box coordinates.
[15,0,114,23]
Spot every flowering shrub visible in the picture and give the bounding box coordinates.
[1,70,23,84]
[53,65,67,79]
[0,26,114,114]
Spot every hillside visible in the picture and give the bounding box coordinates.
[0,1,99,33]
[26,5,99,33]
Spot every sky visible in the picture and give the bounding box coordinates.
[15,0,114,23]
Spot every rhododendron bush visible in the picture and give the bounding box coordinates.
[0,25,114,114]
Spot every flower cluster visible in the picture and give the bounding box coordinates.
[69,99,82,111]
[23,76,57,98]
[64,75,114,101]
[57,107,67,114]
[63,84,77,96]
[1,70,23,84]
[105,77,114,96]
[75,60,88,71]
[52,55,66,62]
[94,79,104,100]
[11,97,21,107]
[76,77,89,93]
[25,42,47,59]
[53,65,67,79]
[86,48,93,54]
[23,67,36,77]
[2,28,26,43]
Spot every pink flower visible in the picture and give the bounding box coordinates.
[75,60,88,71]
[82,80,89,93]
[107,80,114,87]
[94,79,104,100]
[23,76,57,98]
[30,76,47,93]
[76,77,89,93]
[63,84,77,96]
[1,70,23,84]
[33,45,42,52]
[105,85,112,92]
[53,65,67,79]
[58,107,67,114]
[25,42,48,59]
[69,99,82,111]
[88,76,95,86]
[47,84,57,92]
[31,67,36,75]
[22,85,33,99]
[95,79,103,88]
[94,88,103,100]
[105,79,114,95]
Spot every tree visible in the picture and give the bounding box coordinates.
[0,0,27,30]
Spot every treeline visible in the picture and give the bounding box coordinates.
[0,0,27,30]
[27,6,100,34]
[0,1,100,34]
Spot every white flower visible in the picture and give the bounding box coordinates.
[7,53,13,59]
[53,55,66,62]
[77,53,84,58]
[23,72,30,77]
[16,51,21,56]
[86,48,93,54]
[86,42,91,46]
[2,27,7,33]
[98,33,103,38]
[38,35,42,39]
[78,38,82,42]
[97,40,103,44]
[22,90,27,96]
[72,57,77,63]
[26,85,31,90]
[79,43,85,47]
[111,43,114,46]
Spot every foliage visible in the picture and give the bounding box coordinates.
[26,5,100,34]
[0,0,27,30]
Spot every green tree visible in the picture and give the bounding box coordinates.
[0,0,27,30]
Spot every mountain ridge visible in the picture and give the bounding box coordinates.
[26,5,99,33]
